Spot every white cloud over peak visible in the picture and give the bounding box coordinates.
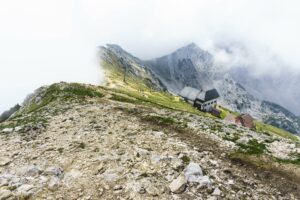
[1,0,300,112]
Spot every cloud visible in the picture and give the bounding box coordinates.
[1,0,300,112]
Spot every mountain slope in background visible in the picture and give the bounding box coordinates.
[99,43,300,135]
[229,60,300,116]
[99,44,166,91]
[144,43,217,92]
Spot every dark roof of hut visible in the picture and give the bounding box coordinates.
[196,89,220,102]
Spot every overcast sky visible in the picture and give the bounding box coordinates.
[1,0,300,113]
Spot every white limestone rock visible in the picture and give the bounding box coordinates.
[169,175,187,194]
[0,189,12,200]
[183,162,203,183]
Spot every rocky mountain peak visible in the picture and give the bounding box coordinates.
[168,43,213,62]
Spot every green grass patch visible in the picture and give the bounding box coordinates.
[142,115,177,126]
[181,155,191,164]
[141,115,188,131]
[275,157,300,165]
[218,106,240,118]
[223,134,240,142]
[255,121,299,142]
[237,139,266,154]
[23,83,104,114]
[109,94,139,104]
[220,111,227,119]
[102,60,213,118]
[63,83,104,98]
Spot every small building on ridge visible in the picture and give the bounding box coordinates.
[179,87,220,112]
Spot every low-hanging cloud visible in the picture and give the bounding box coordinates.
[1,0,300,113]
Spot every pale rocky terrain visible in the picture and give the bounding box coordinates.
[0,83,300,199]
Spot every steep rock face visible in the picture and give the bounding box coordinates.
[145,43,217,92]
[214,75,262,118]
[99,44,166,91]
[260,101,300,134]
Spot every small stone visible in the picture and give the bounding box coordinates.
[0,189,12,200]
[94,163,105,175]
[198,176,212,188]
[14,126,23,132]
[103,184,110,190]
[0,158,11,166]
[17,165,43,177]
[228,179,234,185]
[184,162,203,183]
[146,185,160,196]
[113,185,123,190]
[137,187,146,194]
[209,160,219,167]
[1,128,13,133]
[212,187,221,196]
[152,131,164,138]
[169,175,187,194]
[16,184,35,198]
[206,186,214,194]
[0,179,8,187]
[44,166,64,178]
[48,177,60,190]
[207,196,218,200]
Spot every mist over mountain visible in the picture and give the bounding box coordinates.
[229,67,300,115]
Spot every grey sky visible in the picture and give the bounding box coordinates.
[1,0,300,113]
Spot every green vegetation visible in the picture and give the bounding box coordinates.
[210,124,223,132]
[181,155,191,164]
[0,106,49,131]
[102,61,213,118]
[237,139,267,155]
[218,105,240,119]
[223,134,240,142]
[142,115,177,126]
[23,83,104,114]
[218,103,298,142]
[0,83,105,132]
[220,111,227,119]
[275,155,300,165]
[109,94,139,104]
[79,142,86,149]
[229,152,268,168]
[58,147,64,154]
[255,121,299,142]
[63,83,104,98]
